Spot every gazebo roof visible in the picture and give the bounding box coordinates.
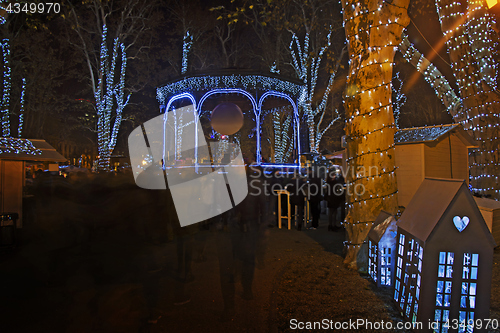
[0,137,66,162]
[157,70,304,103]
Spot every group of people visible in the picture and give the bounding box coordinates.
[285,167,345,231]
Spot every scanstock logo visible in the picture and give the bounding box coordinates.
[128,105,248,227]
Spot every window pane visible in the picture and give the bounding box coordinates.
[439,252,446,264]
[436,294,443,306]
[439,265,445,277]
[470,296,475,309]
[443,310,449,321]
[445,281,452,293]
[444,294,451,307]
[463,267,470,280]
[471,267,478,280]
[463,253,471,266]
[435,309,442,322]
[462,282,468,295]
[461,296,467,308]
[472,254,479,266]
[446,266,453,278]
[437,280,444,293]
[447,252,454,265]
[470,283,476,296]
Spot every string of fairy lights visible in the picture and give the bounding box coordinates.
[181,30,192,75]
[94,24,129,170]
[271,107,292,163]
[0,137,41,155]
[157,74,303,104]
[398,32,463,122]
[340,0,406,250]
[435,0,500,198]
[288,27,342,153]
[392,71,406,128]
[17,78,25,137]
[1,38,10,137]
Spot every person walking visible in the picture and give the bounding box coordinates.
[286,174,307,231]
[325,170,345,231]
[307,167,323,230]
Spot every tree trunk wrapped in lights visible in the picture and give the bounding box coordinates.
[398,33,464,123]
[342,0,410,271]
[94,25,129,171]
[289,31,345,153]
[435,0,500,199]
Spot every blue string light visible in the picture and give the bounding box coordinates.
[0,137,41,155]
[1,38,10,137]
[17,77,25,137]
[94,24,130,170]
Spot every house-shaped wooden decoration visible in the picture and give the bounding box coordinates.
[394,124,477,208]
[0,138,66,227]
[394,178,496,332]
[474,196,500,247]
[367,210,397,288]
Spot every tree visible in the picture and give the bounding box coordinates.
[260,106,293,163]
[0,3,71,140]
[432,0,500,199]
[398,1,500,199]
[218,0,347,153]
[342,0,410,270]
[289,29,346,153]
[66,0,158,171]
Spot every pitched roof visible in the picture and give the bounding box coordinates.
[0,138,66,162]
[368,210,396,243]
[394,124,477,148]
[397,178,465,242]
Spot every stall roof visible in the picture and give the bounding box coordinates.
[368,210,396,243]
[0,137,66,162]
[397,178,496,248]
[394,124,477,148]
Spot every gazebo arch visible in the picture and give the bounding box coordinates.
[156,71,304,166]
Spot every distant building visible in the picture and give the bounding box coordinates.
[394,178,495,332]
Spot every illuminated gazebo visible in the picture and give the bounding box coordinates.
[156,70,305,166]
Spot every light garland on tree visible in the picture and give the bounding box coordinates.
[271,106,292,163]
[288,27,344,153]
[17,77,25,137]
[341,0,410,269]
[181,30,193,75]
[398,32,463,122]
[1,38,10,137]
[94,24,130,171]
[392,71,406,128]
[435,0,500,199]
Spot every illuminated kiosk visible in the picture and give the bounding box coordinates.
[393,178,496,332]
[156,70,305,167]
[367,210,397,288]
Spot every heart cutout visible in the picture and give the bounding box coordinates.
[453,216,469,232]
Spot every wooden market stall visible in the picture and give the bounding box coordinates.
[394,124,477,208]
[0,137,66,228]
